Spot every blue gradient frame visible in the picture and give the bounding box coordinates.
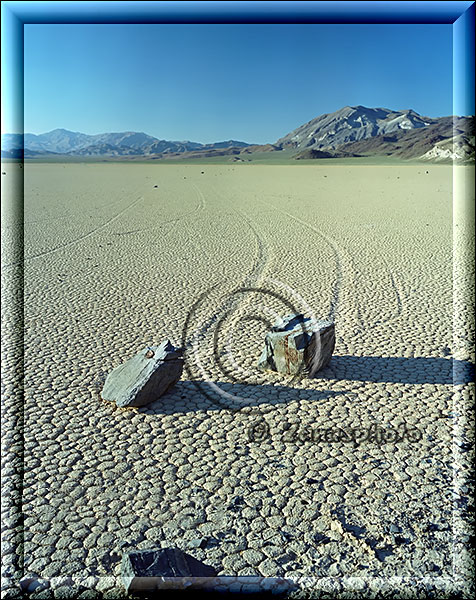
[1,1,474,597]
[2,1,475,133]
[1,1,474,135]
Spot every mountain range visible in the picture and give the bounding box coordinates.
[1,130,250,158]
[2,106,474,162]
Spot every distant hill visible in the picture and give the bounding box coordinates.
[294,148,360,160]
[152,148,242,160]
[1,129,252,158]
[326,116,475,161]
[276,106,434,151]
[204,140,250,150]
[2,107,474,162]
[275,106,474,163]
[240,144,281,153]
[1,148,59,159]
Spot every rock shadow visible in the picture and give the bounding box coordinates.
[315,355,474,385]
[140,382,350,415]
[138,357,473,415]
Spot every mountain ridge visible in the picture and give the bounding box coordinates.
[2,106,474,162]
[275,106,436,151]
[2,129,252,156]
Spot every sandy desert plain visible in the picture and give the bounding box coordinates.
[1,158,474,598]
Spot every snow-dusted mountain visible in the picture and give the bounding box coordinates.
[275,105,436,150]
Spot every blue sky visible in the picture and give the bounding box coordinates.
[24,24,453,143]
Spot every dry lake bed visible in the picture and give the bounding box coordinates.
[2,162,474,597]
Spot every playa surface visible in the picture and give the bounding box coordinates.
[2,162,474,596]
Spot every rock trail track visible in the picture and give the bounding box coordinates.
[260,194,406,341]
[4,177,208,268]
[1,162,473,598]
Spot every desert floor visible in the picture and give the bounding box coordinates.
[2,162,474,597]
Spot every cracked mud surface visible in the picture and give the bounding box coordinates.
[2,162,474,598]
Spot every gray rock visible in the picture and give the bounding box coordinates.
[101,340,183,408]
[257,314,335,376]
[121,547,217,593]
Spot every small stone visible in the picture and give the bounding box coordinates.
[101,340,183,408]
[121,547,218,593]
[257,314,335,376]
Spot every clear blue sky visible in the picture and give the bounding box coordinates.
[24,24,453,143]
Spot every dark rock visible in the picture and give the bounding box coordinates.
[101,340,183,408]
[121,547,217,593]
[257,314,335,376]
